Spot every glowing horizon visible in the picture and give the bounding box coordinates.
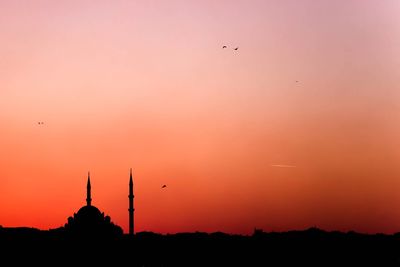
[1,0,400,234]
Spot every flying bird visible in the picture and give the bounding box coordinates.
[161,185,167,189]
[222,45,227,49]
[234,47,239,50]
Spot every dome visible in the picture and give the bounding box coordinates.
[76,205,102,218]
[73,205,105,227]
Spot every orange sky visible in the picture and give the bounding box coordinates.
[1,0,400,234]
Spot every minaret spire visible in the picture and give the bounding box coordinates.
[86,171,92,206]
[129,168,134,235]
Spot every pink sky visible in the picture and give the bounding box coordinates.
[0,0,400,234]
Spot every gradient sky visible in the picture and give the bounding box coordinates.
[1,0,400,234]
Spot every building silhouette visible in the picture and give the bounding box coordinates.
[63,171,134,237]
[129,168,134,235]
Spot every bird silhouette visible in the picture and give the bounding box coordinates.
[161,185,167,189]
[234,47,239,50]
[222,45,227,49]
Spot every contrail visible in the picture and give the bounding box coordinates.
[271,164,296,168]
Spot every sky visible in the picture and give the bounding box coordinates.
[0,0,400,235]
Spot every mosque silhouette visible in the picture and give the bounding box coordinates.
[63,169,135,237]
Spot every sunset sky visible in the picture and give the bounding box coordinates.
[1,0,400,234]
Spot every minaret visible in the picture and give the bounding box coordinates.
[86,172,92,206]
[129,168,134,235]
